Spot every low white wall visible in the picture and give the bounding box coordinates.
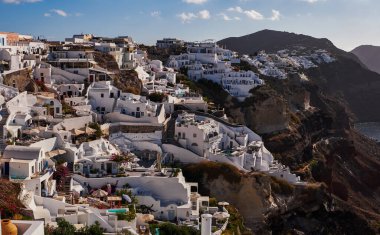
[73,174,189,203]
[162,144,205,164]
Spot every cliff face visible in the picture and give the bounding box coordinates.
[182,162,377,234]
[2,68,38,92]
[93,51,142,95]
[193,30,380,233]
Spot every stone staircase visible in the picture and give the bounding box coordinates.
[163,112,178,144]
[60,162,74,204]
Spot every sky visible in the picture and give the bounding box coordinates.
[0,0,379,51]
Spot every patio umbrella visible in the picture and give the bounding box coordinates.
[218,201,230,206]
[140,214,154,223]
[92,189,108,198]
[46,149,66,158]
[71,128,85,136]
[23,128,40,135]
[84,126,96,135]
[213,212,230,220]
[122,194,132,203]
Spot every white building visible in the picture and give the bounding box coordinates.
[1,144,57,197]
[73,168,209,223]
[221,71,264,100]
[173,112,302,184]
[156,38,184,49]
[0,34,7,47]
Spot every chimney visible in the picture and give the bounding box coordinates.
[201,214,212,235]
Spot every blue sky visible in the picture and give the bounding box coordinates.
[0,0,378,51]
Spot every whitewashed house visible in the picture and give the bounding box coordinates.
[173,112,302,184]
[1,145,57,197]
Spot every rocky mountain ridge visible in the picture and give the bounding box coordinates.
[352,45,380,74]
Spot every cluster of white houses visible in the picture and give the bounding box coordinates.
[168,40,264,101]
[241,49,335,80]
[0,33,304,235]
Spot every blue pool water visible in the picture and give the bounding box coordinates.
[107,208,127,213]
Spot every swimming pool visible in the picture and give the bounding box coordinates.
[107,208,128,214]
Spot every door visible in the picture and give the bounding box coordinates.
[107,163,113,174]
[168,210,175,221]
[4,162,9,176]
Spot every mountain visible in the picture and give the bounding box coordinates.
[352,45,380,74]
[219,30,345,57]
[218,30,380,123]
[197,30,380,233]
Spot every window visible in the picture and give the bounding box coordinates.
[101,93,104,98]
[31,166,34,174]
[132,112,135,116]
[136,107,140,112]
[110,93,114,98]
[56,107,60,114]
[193,133,197,138]
[50,101,54,105]
[73,70,78,74]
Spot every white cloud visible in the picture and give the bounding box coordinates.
[178,12,197,23]
[219,13,240,21]
[151,11,161,17]
[244,9,264,20]
[227,6,243,13]
[51,9,68,17]
[2,0,41,4]
[43,13,51,17]
[198,10,210,19]
[178,10,211,23]
[220,13,232,21]
[226,6,280,21]
[183,0,207,4]
[269,9,281,21]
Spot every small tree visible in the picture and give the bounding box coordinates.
[76,221,105,235]
[53,165,69,191]
[52,218,76,235]
[88,122,102,138]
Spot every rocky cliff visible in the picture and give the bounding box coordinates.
[182,162,378,234]
[2,68,38,92]
[183,30,380,234]
[93,51,142,95]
